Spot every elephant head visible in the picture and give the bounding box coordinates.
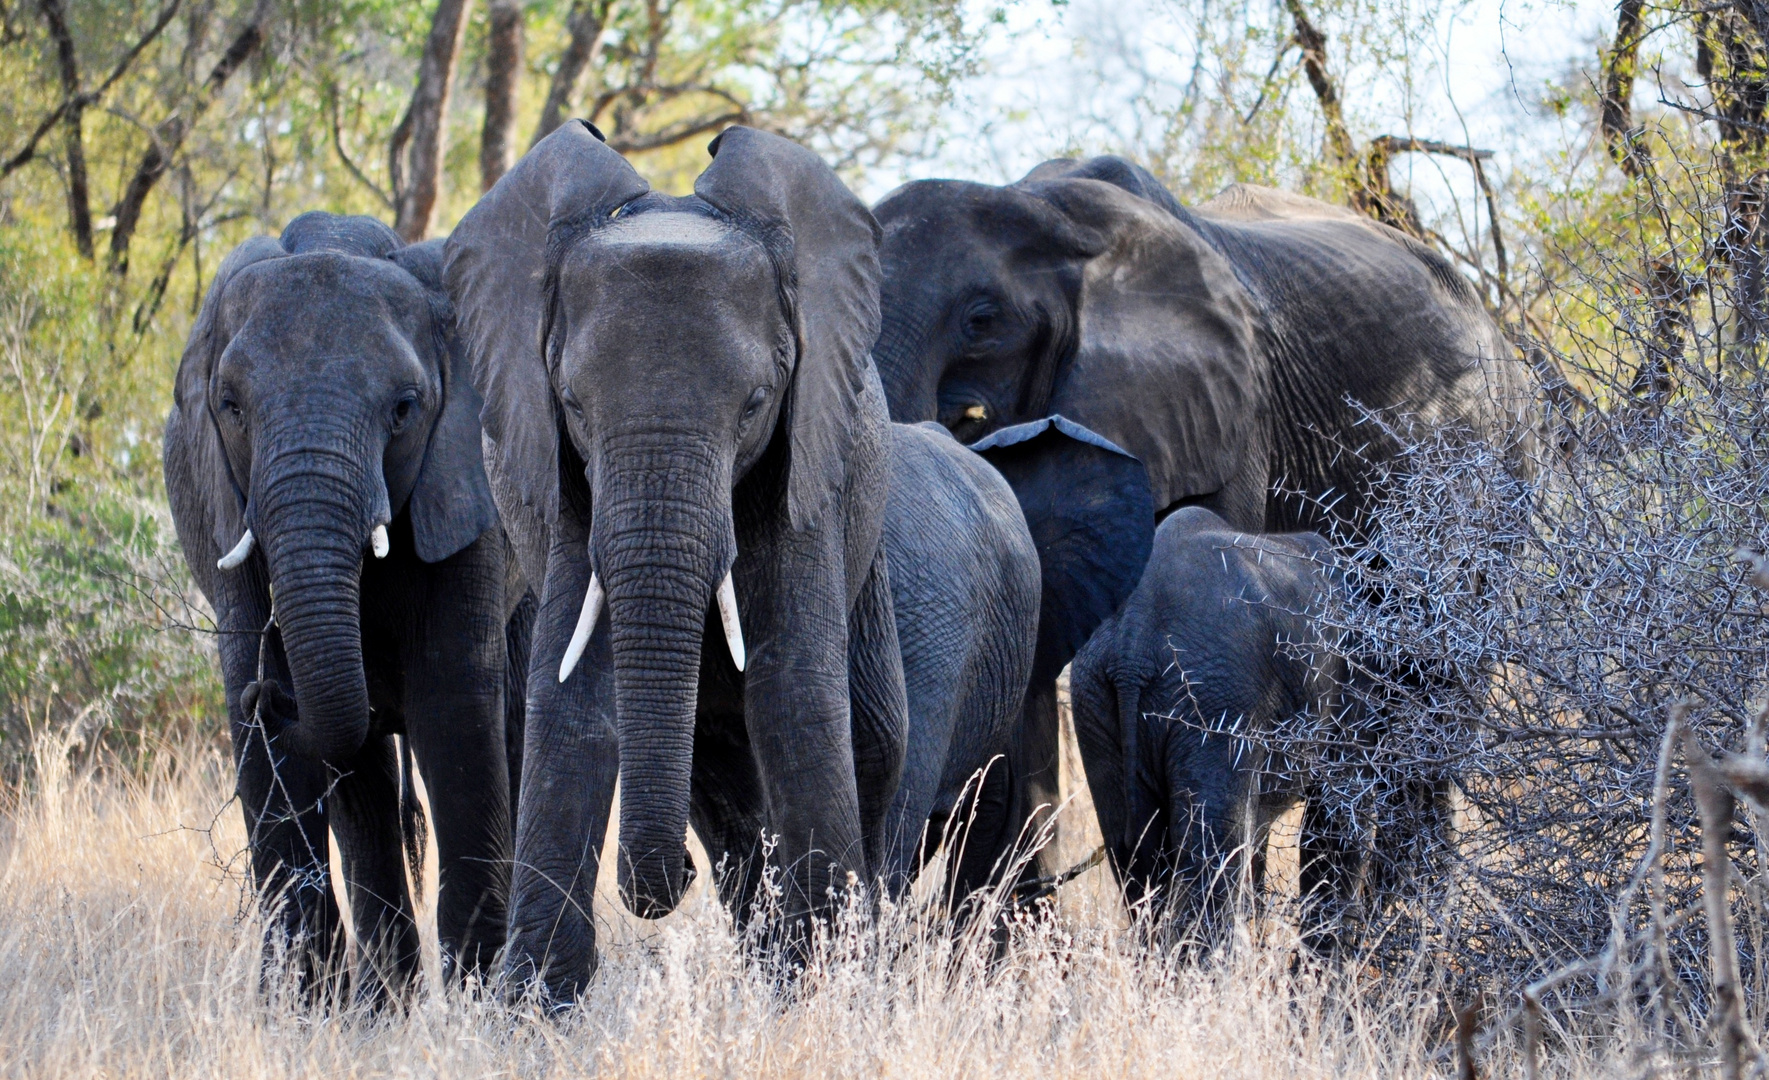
[445,123,879,916]
[872,156,1262,519]
[168,213,496,763]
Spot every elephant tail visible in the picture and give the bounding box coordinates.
[399,734,429,895]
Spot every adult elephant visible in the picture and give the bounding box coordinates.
[447,123,910,1003]
[872,156,1535,874]
[164,213,527,999]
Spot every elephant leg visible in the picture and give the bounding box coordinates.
[328,734,421,1003]
[402,538,512,983]
[505,524,619,1004]
[504,590,538,829]
[942,754,1019,916]
[688,706,768,923]
[739,527,871,941]
[845,545,908,881]
[219,600,343,996]
[1162,720,1253,951]
[1007,680,1064,881]
[1298,787,1368,954]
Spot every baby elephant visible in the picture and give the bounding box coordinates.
[1070,507,1350,942]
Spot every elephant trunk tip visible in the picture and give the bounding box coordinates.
[618,848,694,919]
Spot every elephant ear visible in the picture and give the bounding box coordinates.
[444,120,649,537]
[170,234,288,558]
[972,416,1154,686]
[1019,177,1262,517]
[694,126,881,532]
[392,239,499,562]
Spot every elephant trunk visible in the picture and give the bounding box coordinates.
[253,445,381,765]
[594,436,731,919]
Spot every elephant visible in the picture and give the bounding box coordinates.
[1068,506,1353,945]
[870,155,1536,878]
[163,212,528,1000]
[446,122,910,1002]
[876,420,1042,906]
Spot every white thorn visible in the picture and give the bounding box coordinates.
[371,524,390,559]
[217,529,255,571]
[558,573,603,682]
[716,570,746,673]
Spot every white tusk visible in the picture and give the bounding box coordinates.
[558,573,604,682]
[371,524,390,559]
[716,570,746,672]
[217,529,255,571]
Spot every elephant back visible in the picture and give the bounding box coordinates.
[1191,188,1535,532]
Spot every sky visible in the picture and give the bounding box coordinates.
[863,0,1624,214]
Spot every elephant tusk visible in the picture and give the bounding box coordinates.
[217,529,255,571]
[371,524,390,559]
[558,573,604,682]
[716,570,746,673]
[963,404,987,421]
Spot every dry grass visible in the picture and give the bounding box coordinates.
[0,735,1646,1080]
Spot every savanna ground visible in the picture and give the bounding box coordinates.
[9,0,1769,1076]
[0,726,1552,1080]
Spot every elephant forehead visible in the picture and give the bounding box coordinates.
[570,213,775,302]
[595,211,737,249]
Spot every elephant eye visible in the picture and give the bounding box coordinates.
[741,386,771,421]
[391,393,419,431]
[963,302,1000,339]
[219,393,243,426]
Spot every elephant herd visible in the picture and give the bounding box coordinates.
[162,121,1534,1005]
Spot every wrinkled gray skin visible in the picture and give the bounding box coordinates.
[1070,507,1349,944]
[879,422,1040,903]
[447,124,907,1003]
[163,213,525,1000]
[873,156,1537,879]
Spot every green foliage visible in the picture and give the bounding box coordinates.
[0,222,218,780]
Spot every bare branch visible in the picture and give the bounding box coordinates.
[108,0,274,274]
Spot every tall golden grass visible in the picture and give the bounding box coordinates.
[0,734,1629,1080]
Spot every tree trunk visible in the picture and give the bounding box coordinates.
[37,0,92,258]
[479,0,524,192]
[1284,0,1356,173]
[392,0,473,242]
[531,0,612,147]
[1600,0,1648,176]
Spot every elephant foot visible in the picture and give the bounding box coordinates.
[503,923,600,1009]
